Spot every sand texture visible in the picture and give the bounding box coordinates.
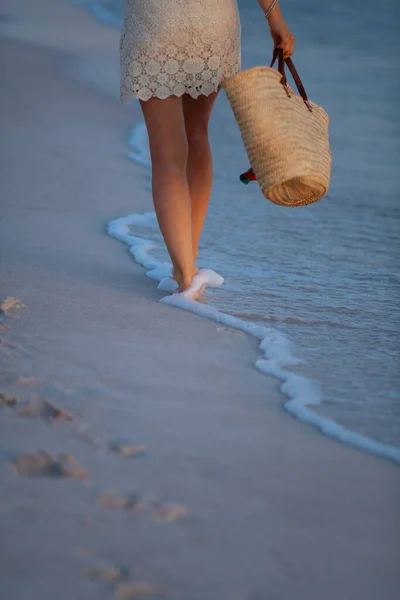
[0,1,399,599]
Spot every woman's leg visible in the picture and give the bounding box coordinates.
[140,96,196,291]
[182,91,219,262]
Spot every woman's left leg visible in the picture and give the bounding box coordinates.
[182,91,219,262]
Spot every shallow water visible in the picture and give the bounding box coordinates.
[79,0,400,452]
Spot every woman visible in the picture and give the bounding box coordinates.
[120,1,295,297]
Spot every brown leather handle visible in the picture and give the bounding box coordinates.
[270,48,313,112]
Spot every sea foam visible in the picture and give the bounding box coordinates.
[107,121,400,465]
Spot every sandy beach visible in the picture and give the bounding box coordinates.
[0,1,399,599]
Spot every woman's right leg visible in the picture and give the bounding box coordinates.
[140,96,196,292]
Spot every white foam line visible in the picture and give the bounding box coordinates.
[107,212,400,465]
[106,121,400,465]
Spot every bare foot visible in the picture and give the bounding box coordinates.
[173,269,224,301]
[180,284,203,301]
[172,267,198,293]
[175,273,205,301]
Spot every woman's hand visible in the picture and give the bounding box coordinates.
[268,10,295,58]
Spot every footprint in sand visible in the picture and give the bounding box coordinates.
[15,376,36,385]
[82,562,130,583]
[0,297,26,327]
[98,492,148,514]
[12,451,87,479]
[83,566,162,600]
[98,491,189,522]
[108,439,147,458]
[17,398,74,423]
[115,582,162,599]
[152,503,189,522]
[0,390,75,424]
[0,297,27,314]
[0,389,18,408]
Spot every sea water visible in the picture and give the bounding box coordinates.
[78,0,400,459]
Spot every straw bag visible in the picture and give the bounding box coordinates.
[222,48,331,207]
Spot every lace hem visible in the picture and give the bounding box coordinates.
[121,81,223,104]
[120,0,241,103]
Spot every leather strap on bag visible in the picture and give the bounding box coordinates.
[270,48,313,112]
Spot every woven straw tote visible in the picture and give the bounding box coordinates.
[222,48,331,207]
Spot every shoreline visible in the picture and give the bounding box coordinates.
[1,1,399,598]
[10,0,397,462]
[119,121,400,464]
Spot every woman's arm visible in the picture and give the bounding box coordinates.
[257,1,296,58]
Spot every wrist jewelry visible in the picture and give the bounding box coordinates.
[264,0,280,20]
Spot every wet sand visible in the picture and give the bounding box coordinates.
[0,1,399,599]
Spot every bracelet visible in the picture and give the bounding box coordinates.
[264,0,280,20]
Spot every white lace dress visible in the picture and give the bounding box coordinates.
[120,0,241,103]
